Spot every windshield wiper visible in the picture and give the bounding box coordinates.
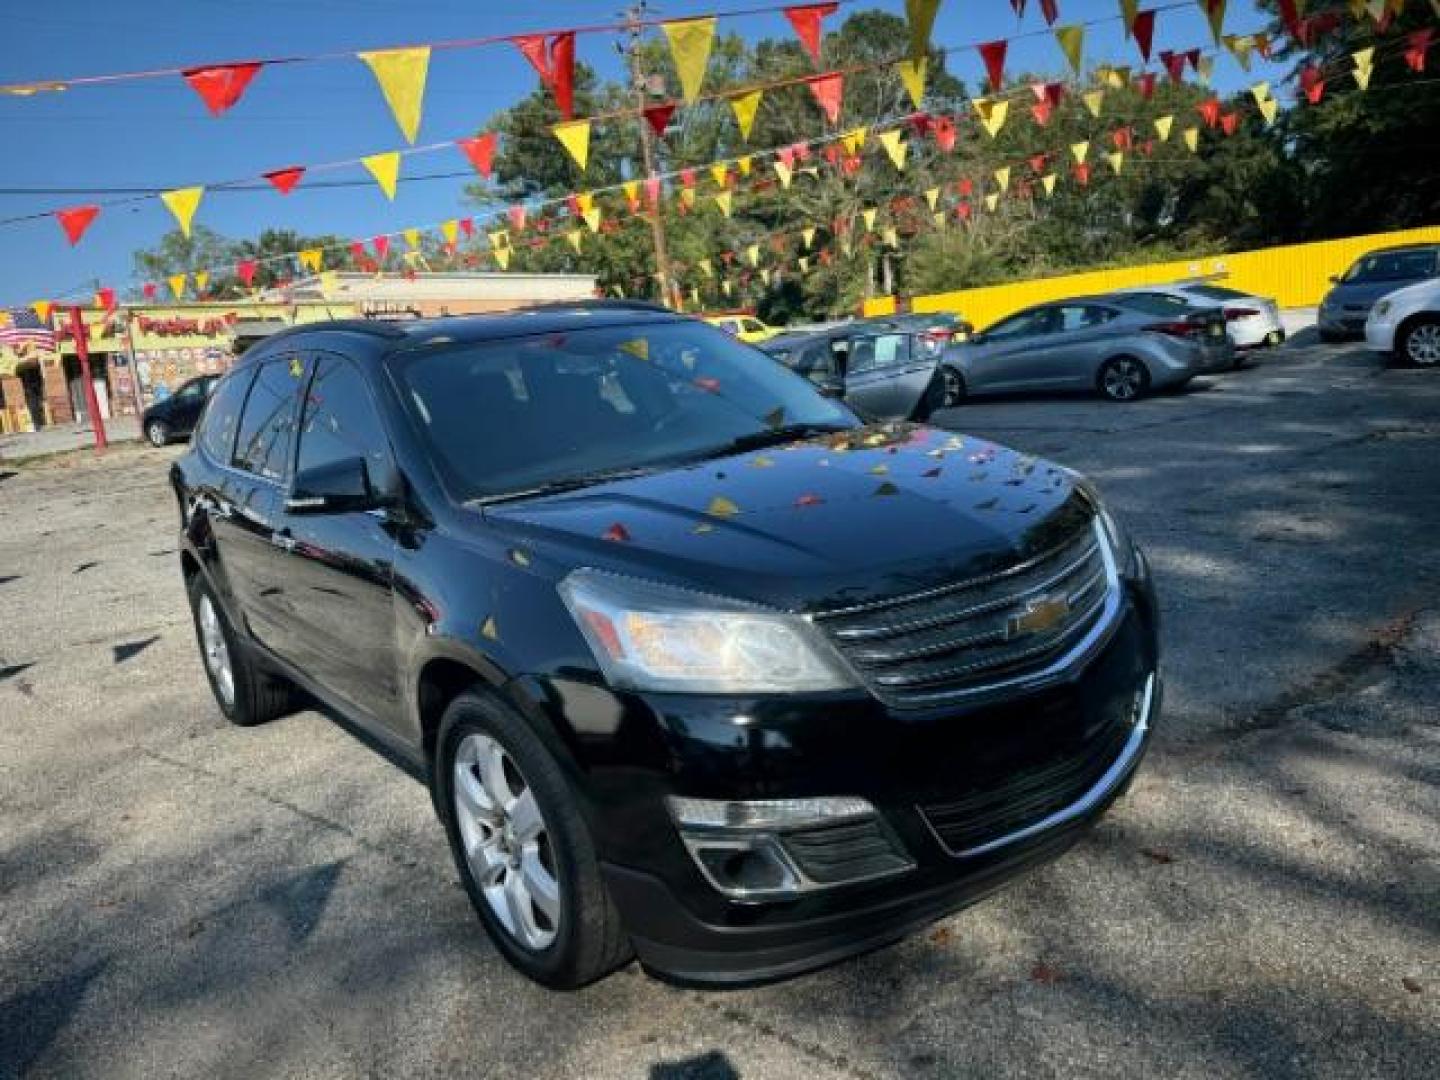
[468,465,662,507]
[709,422,854,456]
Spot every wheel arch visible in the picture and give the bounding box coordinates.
[1396,311,1440,355]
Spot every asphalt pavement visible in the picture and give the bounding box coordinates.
[1,336,1436,1079]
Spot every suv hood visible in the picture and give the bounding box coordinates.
[483,424,1094,613]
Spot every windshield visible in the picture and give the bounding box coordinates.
[392,320,857,501]
[1341,250,1437,283]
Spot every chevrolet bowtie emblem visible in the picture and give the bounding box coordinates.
[1006,595,1071,639]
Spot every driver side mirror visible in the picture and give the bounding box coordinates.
[286,456,396,515]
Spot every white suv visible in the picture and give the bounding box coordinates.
[1365,278,1440,366]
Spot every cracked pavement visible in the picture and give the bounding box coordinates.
[1,339,1437,1079]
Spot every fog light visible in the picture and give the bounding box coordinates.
[690,837,799,896]
[666,795,875,830]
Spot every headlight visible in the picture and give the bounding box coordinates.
[1095,503,1139,579]
[558,569,859,693]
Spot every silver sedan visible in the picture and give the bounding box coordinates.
[935,295,1234,404]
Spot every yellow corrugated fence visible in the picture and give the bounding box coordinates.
[862,225,1440,327]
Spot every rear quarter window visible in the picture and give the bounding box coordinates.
[197,367,255,463]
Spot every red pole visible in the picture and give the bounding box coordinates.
[69,306,107,452]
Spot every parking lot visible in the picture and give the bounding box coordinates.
[2,335,1437,1079]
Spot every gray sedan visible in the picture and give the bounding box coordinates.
[935,295,1233,404]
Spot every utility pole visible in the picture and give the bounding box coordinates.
[623,1,679,309]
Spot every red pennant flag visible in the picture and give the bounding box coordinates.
[1198,98,1221,127]
[957,178,974,197]
[1186,49,1202,70]
[513,33,576,119]
[1299,64,1325,105]
[1136,72,1157,99]
[1029,153,1048,173]
[1044,82,1066,106]
[1160,50,1186,83]
[460,218,475,239]
[457,133,497,178]
[263,166,305,195]
[372,236,390,260]
[1140,139,1155,156]
[508,206,527,232]
[823,144,841,165]
[978,40,1008,93]
[643,102,677,137]
[1133,10,1156,62]
[96,287,116,311]
[1039,0,1059,25]
[644,176,661,207]
[1220,112,1239,137]
[784,3,837,65]
[1112,126,1133,150]
[142,282,157,299]
[1031,101,1053,126]
[842,154,862,176]
[956,202,972,222]
[1073,163,1091,186]
[934,116,956,152]
[182,62,261,117]
[680,167,697,188]
[806,72,844,124]
[1405,29,1432,73]
[349,241,367,263]
[54,205,99,246]
[1277,0,1301,37]
[236,260,257,287]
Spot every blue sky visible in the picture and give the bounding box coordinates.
[0,0,1286,305]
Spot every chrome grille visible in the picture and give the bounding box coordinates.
[816,520,1115,707]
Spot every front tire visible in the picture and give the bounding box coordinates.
[913,367,965,420]
[436,690,632,990]
[1398,317,1440,367]
[1098,356,1150,402]
[186,573,297,726]
[147,420,170,447]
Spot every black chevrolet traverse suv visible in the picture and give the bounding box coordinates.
[172,303,1160,989]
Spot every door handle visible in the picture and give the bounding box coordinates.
[271,528,296,553]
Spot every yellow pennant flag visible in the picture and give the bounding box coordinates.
[774,160,794,189]
[1083,90,1105,118]
[361,151,401,200]
[1106,151,1124,175]
[1257,97,1279,126]
[882,228,899,249]
[1041,173,1057,196]
[1204,0,1227,44]
[802,226,817,248]
[897,58,927,109]
[161,186,204,237]
[662,17,717,102]
[298,248,323,273]
[1120,0,1140,35]
[841,127,868,155]
[583,208,602,233]
[905,0,942,60]
[1104,65,1130,90]
[799,256,811,273]
[679,187,696,209]
[840,236,853,257]
[1250,82,1271,106]
[974,98,1008,138]
[1366,0,1387,23]
[721,279,733,298]
[709,163,729,188]
[1070,140,1090,164]
[359,48,430,144]
[759,268,771,287]
[168,273,187,299]
[730,90,763,141]
[878,129,908,171]
[746,243,760,268]
[984,192,999,212]
[1055,25,1084,75]
[406,227,426,251]
[1353,65,1373,92]
[575,192,595,215]
[737,155,753,177]
[994,165,1011,192]
[566,229,584,253]
[1347,0,1367,16]
[622,180,640,206]
[194,271,210,293]
[552,119,591,170]
[488,229,509,252]
[1154,115,1174,141]
[925,186,940,210]
[493,245,511,269]
[862,208,877,232]
[1225,34,1254,70]
[698,259,713,278]
[1182,127,1199,153]
[713,191,733,217]
[32,301,53,323]
[932,212,945,229]
[1352,48,1375,91]
[440,220,459,245]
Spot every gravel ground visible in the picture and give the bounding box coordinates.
[1,338,1437,1080]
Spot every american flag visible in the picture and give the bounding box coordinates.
[0,307,58,356]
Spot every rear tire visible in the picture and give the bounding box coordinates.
[913,367,964,420]
[1397,317,1440,367]
[436,690,633,990]
[186,573,297,726]
[147,421,170,447]
[1097,356,1150,402]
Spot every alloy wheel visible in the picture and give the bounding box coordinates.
[198,595,234,707]
[147,422,167,447]
[453,732,561,951]
[1406,323,1440,366]
[1102,359,1144,401]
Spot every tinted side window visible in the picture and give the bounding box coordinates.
[233,356,303,481]
[296,354,392,480]
[1057,305,1118,331]
[197,368,254,463]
